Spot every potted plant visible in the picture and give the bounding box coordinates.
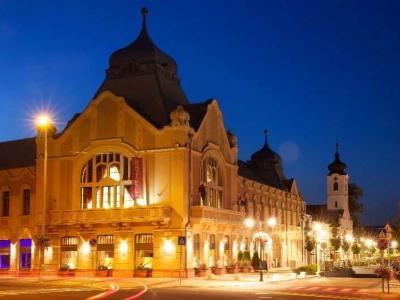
[227,262,239,274]
[135,262,152,277]
[194,263,209,277]
[211,260,226,275]
[57,264,75,277]
[96,265,112,277]
[240,251,252,273]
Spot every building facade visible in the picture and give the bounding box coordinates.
[0,8,305,277]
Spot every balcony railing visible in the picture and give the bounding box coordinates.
[191,205,244,224]
[44,206,172,226]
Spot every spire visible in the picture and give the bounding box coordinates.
[328,141,347,175]
[264,129,269,147]
[141,7,149,33]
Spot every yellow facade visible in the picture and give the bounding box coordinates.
[0,8,306,277]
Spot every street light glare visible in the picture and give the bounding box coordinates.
[35,113,52,128]
[244,217,255,228]
[267,217,277,227]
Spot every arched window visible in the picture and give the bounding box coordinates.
[201,157,223,208]
[80,152,145,209]
[333,182,339,191]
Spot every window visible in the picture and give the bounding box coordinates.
[135,234,153,269]
[0,240,10,269]
[2,191,9,217]
[335,201,338,208]
[97,235,114,269]
[333,182,339,191]
[201,157,223,208]
[19,239,32,269]
[22,189,30,215]
[80,153,145,209]
[60,237,78,269]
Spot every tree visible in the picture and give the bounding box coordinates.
[348,182,364,229]
[251,251,260,269]
[330,227,341,252]
[352,243,361,255]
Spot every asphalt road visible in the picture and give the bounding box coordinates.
[0,277,391,300]
[0,286,349,300]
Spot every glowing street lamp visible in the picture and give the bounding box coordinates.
[391,240,398,249]
[345,233,354,243]
[267,217,277,228]
[244,217,255,229]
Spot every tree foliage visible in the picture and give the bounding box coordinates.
[351,243,361,255]
[330,227,341,251]
[348,182,364,228]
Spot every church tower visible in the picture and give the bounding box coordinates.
[326,143,350,220]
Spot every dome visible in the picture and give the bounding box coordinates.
[250,130,282,165]
[328,143,347,175]
[108,7,177,71]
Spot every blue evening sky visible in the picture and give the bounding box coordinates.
[0,1,399,224]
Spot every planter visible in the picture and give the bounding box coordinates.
[239,266,251,273]
[212,267,226,275]
[227,266,239,274]
[194,268,209,277]
[135,269,152,277]
[96,269,112,277]
[57,270,76,277]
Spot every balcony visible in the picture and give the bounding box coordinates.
[191,205,244,224]
[45,206,172,226]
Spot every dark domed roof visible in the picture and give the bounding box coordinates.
[95,7,188,128]
[247,130,287,190]
[328,143,347,175]
[250,130,282,165]
[109,7,177,69]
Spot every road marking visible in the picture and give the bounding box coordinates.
[122,282,149,300]
[85,283,119,300]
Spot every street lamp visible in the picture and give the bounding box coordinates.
[35,113,53,236]
[244,217,255,229]
[267,217,277,228]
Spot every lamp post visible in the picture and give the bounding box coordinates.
[35,113,52,277]
[35,114,52,236]
[312,223,327,276]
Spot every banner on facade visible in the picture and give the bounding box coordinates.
[130,157,143,199]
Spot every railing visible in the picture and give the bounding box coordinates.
[191,205,244,224]
[44,206,172,226]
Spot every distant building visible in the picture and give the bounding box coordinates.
[0,8,306,276]
[306,143,353,236]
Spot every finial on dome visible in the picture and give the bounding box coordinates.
[336,141,339,154]
[141,7,149,30]
[264,129,269,146]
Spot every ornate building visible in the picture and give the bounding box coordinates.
[0,8,305,276]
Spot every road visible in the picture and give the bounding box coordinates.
[0,277,395,300]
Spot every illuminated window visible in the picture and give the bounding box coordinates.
[135,234,153,269]
[201,157,223,208]
[0,240,10,269]
[97,235,114,269]
[60,236,78,269]
[80,153,145,209]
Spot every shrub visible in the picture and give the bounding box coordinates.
[293,264,318,275]
[251,251,260,269]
